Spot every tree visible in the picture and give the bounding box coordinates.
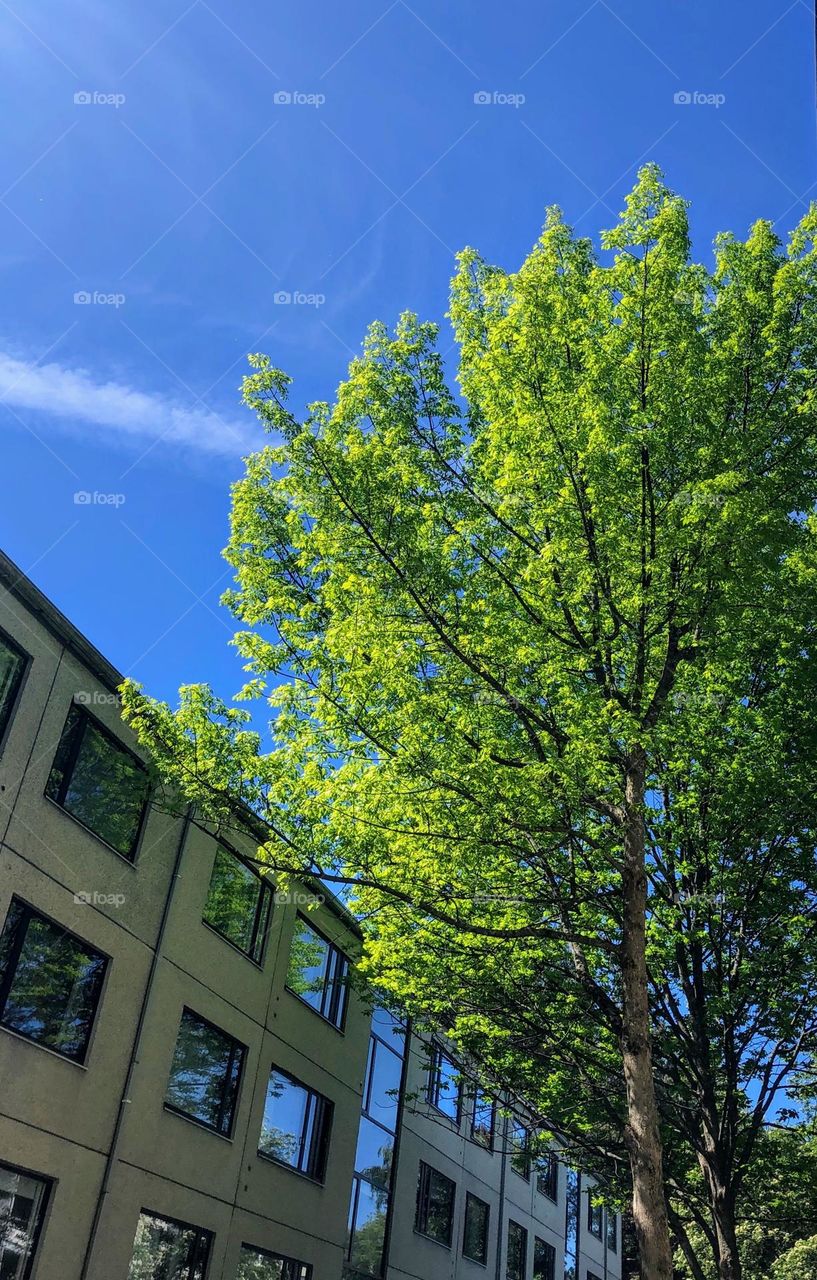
[121,166,817,1279]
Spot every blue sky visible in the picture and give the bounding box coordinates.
[0,0,814,707]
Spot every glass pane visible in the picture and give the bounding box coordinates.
[534,1237,556,1280]
[365,1040,403,1131]
[0,904,106,1062]
[606,1211,618,1251]
[0,638,25,742]
[287,921,329,1014]
[564,1171,579,1280]
[127,1212,210,1280]
[259,1071,309,1169]
[463,1196,489,1263]
[0,1163,49,1280]
[507,1222,527,1280]
[237,1246,311,1280]
[471,1092,494,1147]
[426,1169,454,1244]
[510,1121,529,1177]
[165,1009,243,1134]
[203,847,267,958]
[354,1117,393,1188]
[349,1179,387,1276]
[47,708,149,859]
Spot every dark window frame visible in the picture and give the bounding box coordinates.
[536,1150,558,1201]
[509,1119,531,1180]
[0,626,30,755]
[533,1236,556,1280]
[415,1160,456,1248]
[0,1157,53,1280]
[202,841,273,966]
[258,1064,333,1183]
[606,1209,618,1253]
[164,1006,246,1138]
[286,913,350,1031]
[128,1207,212,1280]
[506,1219,528,1280]
[469,1088,495,1150]
[462,1191,490,1265]
[0,896,109,1064]
[45,700,151,863]
[425,1041,461,1123]
[239,1242,313,1280]
[587,1194,603,1239]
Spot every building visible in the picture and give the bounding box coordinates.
[0,548,621,1280]
[344,1022,622,1280]
[0,550,368,1279]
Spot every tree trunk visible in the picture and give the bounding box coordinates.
[620,750,674,1280]
[699,1156,742,1280]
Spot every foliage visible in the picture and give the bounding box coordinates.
[121,165,817,1278]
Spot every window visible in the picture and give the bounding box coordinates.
[237,1244,312,1280]
[463,1193,490,1265]
[347,1176,389,1277]
[203,844,272,963]
[509,1119,530,1180]
[0,1160,51,1280]
[506,1220,527,1280]
[0,898,107,1062]
[587,1195,603,1239]
[0,631,27,747]
[415,1162,455,1246]
[534,1237,556,1280]
[164,1008,245,1136]
[46,704,150,860]
[259,1067,332,1181]
[362,1033,404,1130]
[286,917,349,1029]
[470,1090,495,1149]
[587,1274,603,1280]
[536,1150,558,1201]
[606,1211,617,1252]
[127,1210,211,1280]
[425,1043,461,1122]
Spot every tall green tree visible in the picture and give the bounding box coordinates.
[122,166,817,1280]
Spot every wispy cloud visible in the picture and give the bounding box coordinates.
[0,351,257,457]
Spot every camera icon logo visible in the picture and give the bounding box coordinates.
[74,490,92,504]
[74,90,92,105]
[274,91,292,105]
[474,91,492,105]
[673,90,692,105]
[73,291,91,304]
[273,290,292,304]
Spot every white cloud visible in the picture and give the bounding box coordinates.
[0,352,258,457]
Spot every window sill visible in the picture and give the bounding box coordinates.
[163,1103,235,1142]
[43,795,140,867]
[285,985,346,1035]
[256,1149,325,1186]
[201,919,266,969]
[413,1228,452,1251]
[0,1021,89,1068]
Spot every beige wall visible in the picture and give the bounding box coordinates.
[0,580,369,1280]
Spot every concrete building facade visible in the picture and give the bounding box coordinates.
[0,550,621,1280]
